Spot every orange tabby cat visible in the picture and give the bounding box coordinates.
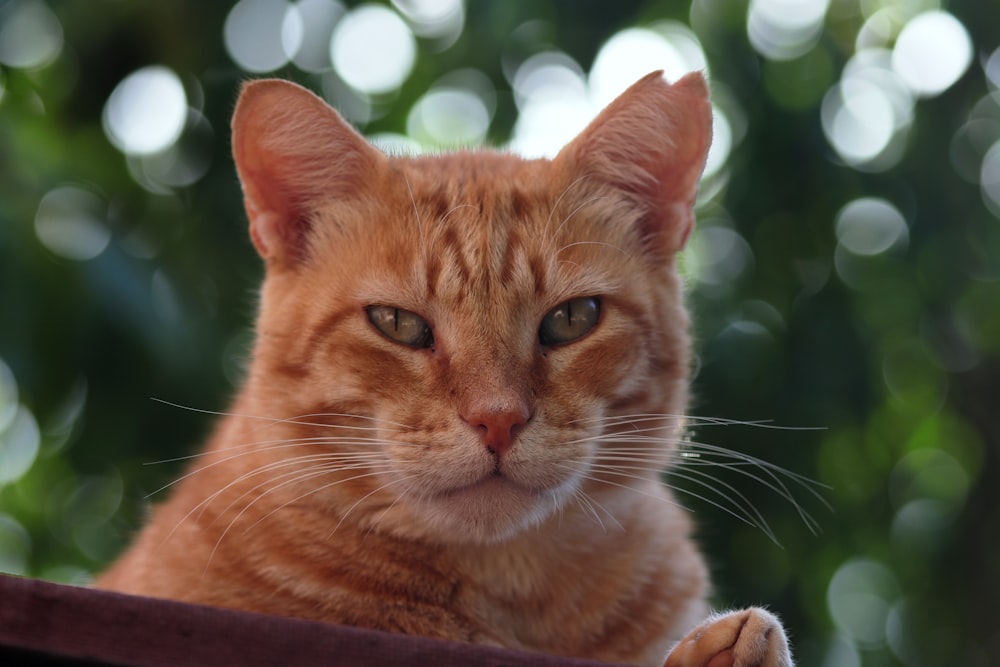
[96,71,792,667]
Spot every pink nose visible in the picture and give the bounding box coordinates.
[463,407,529,457]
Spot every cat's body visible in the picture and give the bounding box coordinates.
[100,416,708,662]
[98,72,792,667]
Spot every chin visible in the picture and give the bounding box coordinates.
[395,476,575,545]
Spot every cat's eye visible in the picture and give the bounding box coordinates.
[539,297,601,346]
[367,306,434,349]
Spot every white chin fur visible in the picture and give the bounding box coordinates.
[407,476,575,544]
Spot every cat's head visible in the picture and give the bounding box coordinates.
[230,71,711,544]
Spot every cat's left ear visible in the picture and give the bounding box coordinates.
[232,79,387,268]
[556,71,712,255]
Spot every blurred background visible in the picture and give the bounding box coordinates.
[0,0,998,665]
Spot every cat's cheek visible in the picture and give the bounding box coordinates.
[551,337,647,410]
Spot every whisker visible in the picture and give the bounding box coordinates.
[665,471,779,544]
[577,430,829,496]
[552,193,609,240]
[580,462,779,543]
[439,203,476,224]
[556,462,693,512]
[334,474,419,540]
[678,441,829,488]
[571,492,608,533]
[164,454,389,544]
[569,413,824,431]
[238,466,395,536]
[558,427,680,447]
[145,435,408,467]
[542,174,589,244]
[145,436,412,498]
[204,466,399,571]
[594,443,828,531]
[661,464,780,540]
[556,240,633,260]
[365,482,414,538]
[573,423,830,541]
[402,173,427,260]
[217,457,390,525]
[671,451,827,534]
[149,398,415,432]
[573,488,624,533]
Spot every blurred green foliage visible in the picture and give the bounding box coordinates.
[1,1,999,665]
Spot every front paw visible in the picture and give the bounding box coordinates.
[663,608,792,667]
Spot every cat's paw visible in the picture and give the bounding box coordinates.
[662,608,792,667]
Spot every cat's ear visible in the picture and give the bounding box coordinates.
[231,79,386,267]
[556,71,712,255]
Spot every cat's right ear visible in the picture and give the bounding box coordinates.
[231,80,386,268]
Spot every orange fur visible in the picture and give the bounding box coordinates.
[97,72,790,666]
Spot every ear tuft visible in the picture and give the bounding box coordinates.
[556,71,712,255]
[231,79,386,267]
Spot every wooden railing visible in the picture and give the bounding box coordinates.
[0,574,627,666]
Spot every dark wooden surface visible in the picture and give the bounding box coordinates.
[0,574,629,666]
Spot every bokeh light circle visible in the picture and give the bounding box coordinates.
[747,0,830,61]
[512,51,586,111]
[0,405,40,486]
[34,186,111,261]
[827,558,899,648]
[407,88,490,147]
[331,5,416,94]
[224,0,298,73]
[835,197,908,256]
[891,11,972,98]
[103,66,188,156]
[981,141,1000,217]
[289,0,345,72]
[703,106,733,178]
[590,27,694,108]
[821,76,897,166]
[0,514,30,575]
[508,52,590,158]
[0,359,18,433]
[687,225,755,286]
[0,0,63,69]
[391,0,464,42]
[986,46,1000,91]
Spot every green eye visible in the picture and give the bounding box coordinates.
[539,297,600,346]
[367,306,434,349]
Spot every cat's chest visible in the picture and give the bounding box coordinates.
[452,537,621,641]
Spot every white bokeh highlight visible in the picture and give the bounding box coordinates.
[103,66,188,156]
[224,0,297,73]
[892,11,972,98]
[835,197,908,256]
[34,186,111,261]
[747,0,830,61]
[0,0,63,69]
[332,5,416,94]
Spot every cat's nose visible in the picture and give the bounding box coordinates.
[463,406,530,458]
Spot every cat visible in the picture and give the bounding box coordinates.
[96,71,792,667]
